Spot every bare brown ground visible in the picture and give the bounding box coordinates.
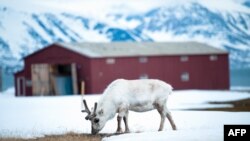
[0,133,107,141]
[1,98,250,141]
[187,98,250,112]
[0,133,122,141]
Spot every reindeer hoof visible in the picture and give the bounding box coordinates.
[116,129,123,134]
[158,129,163,132]
[125,129,130,133]
[173,126,177,130]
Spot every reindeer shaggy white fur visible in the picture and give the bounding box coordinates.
[82,79,177,134]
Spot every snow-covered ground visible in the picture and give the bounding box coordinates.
[0,88,250,141]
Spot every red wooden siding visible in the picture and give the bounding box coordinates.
[90,54,229,93]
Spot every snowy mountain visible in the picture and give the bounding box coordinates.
[0,0,250,73]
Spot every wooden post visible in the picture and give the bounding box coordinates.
[81,81,85,94]
[81,81,85,111]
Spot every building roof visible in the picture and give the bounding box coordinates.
[57,42,227,58]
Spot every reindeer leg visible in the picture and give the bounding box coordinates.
[116,116,123,133]
[155,102,165,131]
[123,111,130,133]
[166,111,177,130]
[156,106,165,131]
[156,100,177,131]
[158,112,165,131]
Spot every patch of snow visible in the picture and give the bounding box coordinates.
[104,111,250,141]
[171,90,250,109]
[231,86,250,92]
[0,87,15,97]
[0,88,250,139]
[198,0,250,13]
[103,129,222,141]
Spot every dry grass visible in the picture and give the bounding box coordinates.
[0,132,106,141]
[0,138,24,141]
[0,132,122,141]
[33,133,103,141]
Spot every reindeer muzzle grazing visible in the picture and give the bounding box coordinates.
[91,127,100,135]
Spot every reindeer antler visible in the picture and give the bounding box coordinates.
[82,100,91,114]
[93,102,97,116]
[81,99,98,120]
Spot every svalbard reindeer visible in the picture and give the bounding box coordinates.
[82,79,177,134]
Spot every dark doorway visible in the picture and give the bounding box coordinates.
[50,64,73,95]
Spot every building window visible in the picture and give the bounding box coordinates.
[98,72,103,77]
[181,72,189,82]
[139,74,149,79]
[139,57,148,63]
[180,56,189,62]
[210,55,218,61]
[106,58,115,64]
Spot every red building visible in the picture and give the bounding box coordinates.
[14,42,229,96]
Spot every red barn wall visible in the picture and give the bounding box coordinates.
[15,43,229,96]
[90,54,229,94]
[161,54,229,90]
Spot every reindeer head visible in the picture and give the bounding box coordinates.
[81,100,106,134]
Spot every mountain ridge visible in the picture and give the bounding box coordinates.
[0,0,250,72]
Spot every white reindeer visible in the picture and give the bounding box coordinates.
[82,79,177,134]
